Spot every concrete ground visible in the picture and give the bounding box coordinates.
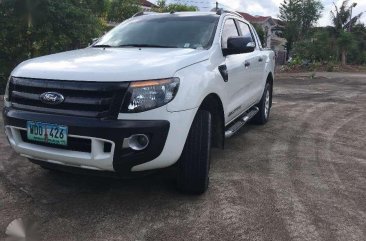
[0,72,365,241]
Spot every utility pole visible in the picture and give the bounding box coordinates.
[216,1,219,11]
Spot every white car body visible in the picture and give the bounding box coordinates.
[4,11,275,175]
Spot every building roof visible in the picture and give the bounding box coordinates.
[140,0,157,8]
[238,12,270,23]
[238,12,284,27]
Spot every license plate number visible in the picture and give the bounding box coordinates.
[27,121,68,146]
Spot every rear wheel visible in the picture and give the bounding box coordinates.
[253,82,272,125]
[177,110,212,194]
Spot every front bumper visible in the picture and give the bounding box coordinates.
[3,107,170,174]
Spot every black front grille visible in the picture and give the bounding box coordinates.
[9,77,129,119]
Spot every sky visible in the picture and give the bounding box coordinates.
[150,0,366,26]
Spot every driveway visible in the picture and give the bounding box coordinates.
[1,72,365,241]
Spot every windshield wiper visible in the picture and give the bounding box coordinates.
[92,44,113,48]
[118,44,176,48]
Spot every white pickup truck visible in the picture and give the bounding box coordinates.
[3,10,275,194]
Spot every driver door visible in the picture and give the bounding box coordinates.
[222,19,256,123]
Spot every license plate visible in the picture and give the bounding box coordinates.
[27,121,68,146]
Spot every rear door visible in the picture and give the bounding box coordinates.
[222,18,255,123]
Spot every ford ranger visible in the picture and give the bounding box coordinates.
[3,10,275,194]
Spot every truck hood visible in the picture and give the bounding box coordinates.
[12,48,209,82]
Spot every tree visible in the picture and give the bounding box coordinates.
[330,0,363,65]
[293,27,336,63]
[279,0,323,55]
[337,30,355,65]
[107,0,140,23]
[0,0,106,93]
[152,0,197,13]
[301,0,323,36]
[348,23,366,64]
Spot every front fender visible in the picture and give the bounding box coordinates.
[167,60,227,113]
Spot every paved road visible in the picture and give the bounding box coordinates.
[1,73,365,241]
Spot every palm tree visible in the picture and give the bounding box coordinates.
[330,0,363,65]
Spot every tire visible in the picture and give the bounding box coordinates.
[253,82,272,125]
[177,110,212,194]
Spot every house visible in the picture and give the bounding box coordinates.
[139,0,157,11]
[239,12,287,64]
[238,12,286,51]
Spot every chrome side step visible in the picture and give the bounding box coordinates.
[225,107,259,138]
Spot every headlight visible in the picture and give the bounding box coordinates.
[121,78,180,113]
[4,77,10,102]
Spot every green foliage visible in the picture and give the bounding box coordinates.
[0,0,144,93]
[301,0,323,36]
[152,0,197,12]
[279,0,323,54]
[337,30,354,49]
[279,0,302,51]
[348,24,366,64]
[291,24,366,65]
[288,0,365,66]
[108,0,140,22]
[330,0,364,65]
[293,28,337,62]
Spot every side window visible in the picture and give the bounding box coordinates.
[237,21,255,44]
[221,19,239,49]
[252,26,263,49]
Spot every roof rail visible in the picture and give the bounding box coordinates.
[132,11,158,18]
[215,8,243,19]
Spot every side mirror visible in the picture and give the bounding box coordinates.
[224,37,256,56]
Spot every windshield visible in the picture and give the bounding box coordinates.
[95,15,219,49]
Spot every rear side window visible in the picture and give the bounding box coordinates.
[221,19,239,48]
[237,21,254,43]
[252,26,263,49]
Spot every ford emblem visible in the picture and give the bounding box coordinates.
[40,92,65,105]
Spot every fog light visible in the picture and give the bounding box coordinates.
[128,134,149,151]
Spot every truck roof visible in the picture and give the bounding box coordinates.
[132,10,243,20]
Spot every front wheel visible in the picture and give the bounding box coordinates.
[176,110,212,194]
[253,82,272,125]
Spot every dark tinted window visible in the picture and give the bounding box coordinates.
[221,19,239,48]
[96,15,219,49]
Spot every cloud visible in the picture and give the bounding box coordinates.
[150,0,366,26]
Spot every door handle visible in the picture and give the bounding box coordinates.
[244,61,250,67]
[258,57,263,62]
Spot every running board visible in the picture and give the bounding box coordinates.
[225,107,259,138]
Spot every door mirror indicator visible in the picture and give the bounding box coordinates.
[223,37,256,56]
